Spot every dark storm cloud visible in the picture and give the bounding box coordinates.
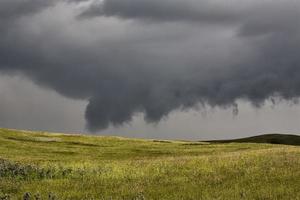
[0,0,84,19]
[1,0,300,131]
[0,0,51,20]
[79,0,242,24]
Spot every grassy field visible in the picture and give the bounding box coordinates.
[0,128,299,200]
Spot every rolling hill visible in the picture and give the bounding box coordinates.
[0,128,299,199]
[208,133,300,146]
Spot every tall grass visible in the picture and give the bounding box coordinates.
[0,128,299,199]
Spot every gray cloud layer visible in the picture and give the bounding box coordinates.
[1,0,300,131]
[79,0,243,24]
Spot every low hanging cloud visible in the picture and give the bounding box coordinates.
[1,0,300,131]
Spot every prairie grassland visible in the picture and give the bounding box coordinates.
[0,128,299,200]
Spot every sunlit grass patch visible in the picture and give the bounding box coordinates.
[0,128,299,199]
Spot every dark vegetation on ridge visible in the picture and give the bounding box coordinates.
[208,134,300,146]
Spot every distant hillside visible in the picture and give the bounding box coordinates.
[208,134,300,146]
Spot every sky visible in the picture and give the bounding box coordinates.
[1,0,300,140]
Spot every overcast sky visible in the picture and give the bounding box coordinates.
[1,0,300,139]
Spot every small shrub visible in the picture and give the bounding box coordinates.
[0,194,10,200]
[23,192,31,200]
[48,193,56,200]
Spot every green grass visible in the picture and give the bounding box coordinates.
[0,128,299,200]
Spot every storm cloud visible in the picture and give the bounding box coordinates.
[79,0,244,23]
[1,0,300,131]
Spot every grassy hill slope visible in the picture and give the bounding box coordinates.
[0,128,299,199]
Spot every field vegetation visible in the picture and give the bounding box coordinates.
[0,128,299,199]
